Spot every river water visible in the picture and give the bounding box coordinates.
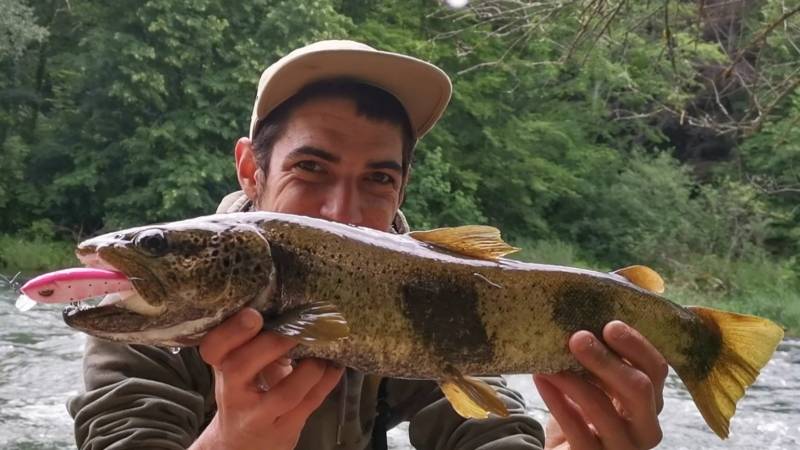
[0,283,797,449]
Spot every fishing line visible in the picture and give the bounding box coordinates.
[0,272,22,292]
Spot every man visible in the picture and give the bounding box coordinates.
[69,40,667,450]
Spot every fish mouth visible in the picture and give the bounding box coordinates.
[65,243,256,347]
[63,247,169,333]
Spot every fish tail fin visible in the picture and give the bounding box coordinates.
[677,306,783,439]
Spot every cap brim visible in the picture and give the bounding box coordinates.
[251,49,452,139]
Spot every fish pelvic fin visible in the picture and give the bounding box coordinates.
[679,306,783,439]
[612,265,665,294]
[263,301,350,345]
[439,365,509,419]
[409,226,519,261]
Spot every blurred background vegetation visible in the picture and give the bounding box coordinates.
[1,0,798,332]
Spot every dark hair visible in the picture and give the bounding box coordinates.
[251,78,415,176]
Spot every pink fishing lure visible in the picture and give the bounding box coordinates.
[20,268,132,303]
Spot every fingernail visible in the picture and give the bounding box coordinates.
[573,331,595,351]
[610,321,630,340]
[240,309,259,329]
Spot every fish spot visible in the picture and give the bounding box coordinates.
[401,278,492,363]
[551,283,616,337]
[681,312,722,380]
[270,245,311,299]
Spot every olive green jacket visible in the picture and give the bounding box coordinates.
[67,192,545,450]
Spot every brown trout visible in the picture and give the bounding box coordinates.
[56,211,782,439]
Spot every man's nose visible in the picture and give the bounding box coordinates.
[319,181,363,225]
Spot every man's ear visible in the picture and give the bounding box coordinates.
[234,137,260,201]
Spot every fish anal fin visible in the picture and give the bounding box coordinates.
[263,301,350,345]
[613,265,665,294]
[677,306,783,438]
[410,226,519,261]
[439,365,509,419]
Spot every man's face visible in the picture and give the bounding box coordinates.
[237,97,406,232]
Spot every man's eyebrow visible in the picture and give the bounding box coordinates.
[289,146,402,172]
[288,146,341,163]
[367,160,402,172]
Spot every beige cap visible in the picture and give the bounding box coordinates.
[249,40,452,139]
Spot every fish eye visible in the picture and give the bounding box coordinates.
[135,229,169,256]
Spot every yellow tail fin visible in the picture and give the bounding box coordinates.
[679,306,783,438]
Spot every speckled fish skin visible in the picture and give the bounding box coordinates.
[66,211,717,381]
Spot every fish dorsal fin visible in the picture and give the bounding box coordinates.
[613,265,665,294]
[263,301,350,345]
[409,226,519,261]
[439,365,509,419]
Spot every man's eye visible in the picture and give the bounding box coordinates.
[368,172,394,185]
[296,161,324,173]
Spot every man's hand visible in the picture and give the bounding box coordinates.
[190,308,344,450]
[533,321,667,450]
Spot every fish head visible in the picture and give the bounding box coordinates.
[65,218,277,346]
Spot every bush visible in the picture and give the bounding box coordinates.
[511,238,594,268]
[666,255,799,336]
[0,234,76,273]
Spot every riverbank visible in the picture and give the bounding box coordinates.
[2,234,797,336]
[0,234,75,274]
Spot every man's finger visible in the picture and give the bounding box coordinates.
[603,321,668,413]
[534,375,602,450]
[258,358,328,419]
[199,308,262,366]
[219,332,297,388]
[570,330,663,448]
[276,364,345,433]
[541,371,637,450]
[256,360,295,392]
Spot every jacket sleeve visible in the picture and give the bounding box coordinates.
[384,376,545,450]
[67,336,215,450]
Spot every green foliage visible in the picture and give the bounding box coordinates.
[511,239,592,268]
[403,146,486,229]
[667,255,800,336]
[738,89,800,257]
[2,0,351,232]
[0,0,48,60]
[560,152,774,268]
[0,234,75,272]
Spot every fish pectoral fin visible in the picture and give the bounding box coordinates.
[612,265,665,294]
[263,301,350,345]
[409,226,519,261]
[439,366,509,419]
